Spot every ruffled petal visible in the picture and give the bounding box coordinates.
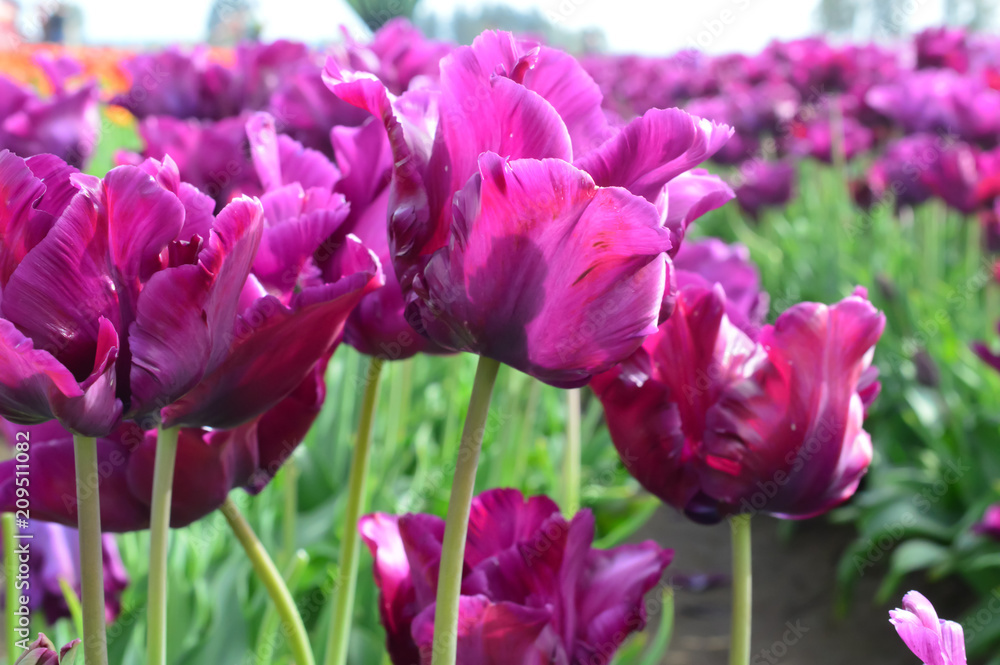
[701,291,885,518]
[574,108,732,203]
[128,197,264,419]
[574,541,672,661]
[159,236,381,429]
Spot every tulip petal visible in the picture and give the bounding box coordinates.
[160,237,380,429]
[360,513,424,665]
[439,44,573,192]
[0,151,50,287]
[0,425,146,530]
[574,108,732,203]
[411,596,561,665]
[128,197,264,420]
[125,426,257,528]
[661,169,735,249]
[464,489,561,568]
[522,47,615,158]
[417,153,671,387]
[574,541,672,661]
[254,190,350,295]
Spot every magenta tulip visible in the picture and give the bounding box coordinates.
[360,488,672,665]
[325,30,732,387]
[592,285,884,523]
[0,147,380,436]
[890,591,967,665]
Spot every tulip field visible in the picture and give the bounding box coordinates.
[2,18,1000,665]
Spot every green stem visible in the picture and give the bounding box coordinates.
[74,434,109,665]
[430,356,501,665]
[282,458,299,565]
[729,514,753,665]
[147,427,178,665]
[257,550,310,664]
[58,578,85,642]
[3,513,17,662]
[324,356,385,665]
[636,586,675,665]
[563,388,582,516]
[222,497,315,665]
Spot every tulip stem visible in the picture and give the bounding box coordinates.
[3,513,17,662]
[222,496,315,665]
[324,356,385,665]
[563,388,582,515]
[257,550,310,664]
[74,434,109,665]
[430,356,501,665]
[147,426,179,665]
[729,513,753,665]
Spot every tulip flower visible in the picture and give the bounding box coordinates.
[732,160,796,219]
[0,146,380,434]
[14,634,80,665]
[110,41,312,121]
[914,27,970,73]
[890,591,967,665]
[325,30,732,388]
[0,520,129,624]
[592,285,885,523]
[973,504,1000,540]
[0,55,99,168]
[360,489,672,665]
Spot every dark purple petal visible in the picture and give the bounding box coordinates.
[414,153,671,387]
[159,236,381,428]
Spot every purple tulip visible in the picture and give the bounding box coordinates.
[866,69,1000,147]
[0,148,380,435]
[915,27,970,73]
[591,285,884,523]
[0,519,129,624]
[791,114,874,164]
[111,41,312,120]
[858,134,942,210]
[118,114,258,210]
[0,55,99,168]
[360,488,672,665]
[267,67,371,158]
[14,634,80,665]
[325,30,732,387]
[732,160,796,218]
[890,591,967,665]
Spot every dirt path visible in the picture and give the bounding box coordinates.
[635,508,958,665]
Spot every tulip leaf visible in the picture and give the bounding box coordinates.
[875,540,951,604]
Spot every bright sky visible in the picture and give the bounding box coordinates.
[21,0,951,55]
